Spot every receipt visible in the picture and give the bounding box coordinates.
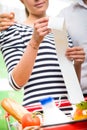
[49,17,84,104]
[48,16,64,31]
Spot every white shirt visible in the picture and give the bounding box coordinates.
[58,0,87,94]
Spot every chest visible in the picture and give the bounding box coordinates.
[65,9,87,45]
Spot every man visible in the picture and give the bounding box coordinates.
[58,0,87,96]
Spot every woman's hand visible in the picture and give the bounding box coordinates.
[0,12,15,31]
[65,46,85,65]
[30,17,51,49]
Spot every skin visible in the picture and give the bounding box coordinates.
[83,0,87,4]
[0,12,15,31]
[0,0,87,29]
[0,0,85,87]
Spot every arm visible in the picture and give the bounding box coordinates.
[74,63,81,82]
[12,17,51,87]
[0,12,15,31]
[1,17,51,89]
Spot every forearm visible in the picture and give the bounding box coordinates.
[12,40,39,88]
[74,64,81,82]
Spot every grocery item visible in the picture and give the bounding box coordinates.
[1,98,30,123]
[73,101,87,120]
[40,97,70,125]
[22,112,41,129]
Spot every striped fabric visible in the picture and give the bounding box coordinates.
[0,23,73,115]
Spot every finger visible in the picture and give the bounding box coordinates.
[34,20,48,29]
[0,13,11,18]
[66,49,85,56]
[9,12,15,19]
[0,18,15,23]
[0,21,14,26]
[0,26,11,31]
[35,17,49,24]
[0,21,15,31]
[74,59,84,65]
[68,55,85,61]
[0,12,15,19]
[66,47,84,53]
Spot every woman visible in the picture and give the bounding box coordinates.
[0,0,85,115]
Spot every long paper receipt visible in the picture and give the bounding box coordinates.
[48,16,84,104]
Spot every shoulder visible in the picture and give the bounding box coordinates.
[11,23,32,31]
[0,23,32,38]
[0,23,33,49]
[58,3,75,17]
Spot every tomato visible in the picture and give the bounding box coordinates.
[22,113,41,128]
[75,108,83,115]
[73,108,87,120]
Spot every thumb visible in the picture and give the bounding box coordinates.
[10,12,15,19]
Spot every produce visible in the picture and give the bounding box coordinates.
[22,112,41,129]
[1,98,30,123]
[76,101,87,110]
[73,101,87,120]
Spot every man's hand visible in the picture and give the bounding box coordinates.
[65,46,85,65]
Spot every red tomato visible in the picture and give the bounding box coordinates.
[75,108,83,115]
[22,113,41,128]
[73,108,86,120]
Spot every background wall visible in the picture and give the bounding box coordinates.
[47,0,73,16]
[0,0,73,22]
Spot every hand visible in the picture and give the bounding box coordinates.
[65,46,85,65]
[0,12,15,31]
[31,17,51,48]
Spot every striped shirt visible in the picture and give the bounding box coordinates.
[0,23,73,114]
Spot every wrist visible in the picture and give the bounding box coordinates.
[29,38,40,50]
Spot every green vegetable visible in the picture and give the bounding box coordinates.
[76,101,87,110]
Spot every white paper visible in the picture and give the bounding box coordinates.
[48,16,64,30]
[48,17,84,104]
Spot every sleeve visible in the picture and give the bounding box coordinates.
[67,33,73,48]
[0,26,25,90]
[9,73,22,90]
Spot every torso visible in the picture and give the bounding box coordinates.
[58,2,87,94]
[0,23,73,115]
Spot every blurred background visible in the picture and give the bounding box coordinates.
[0,0,73,23]
[0,0,73,129]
